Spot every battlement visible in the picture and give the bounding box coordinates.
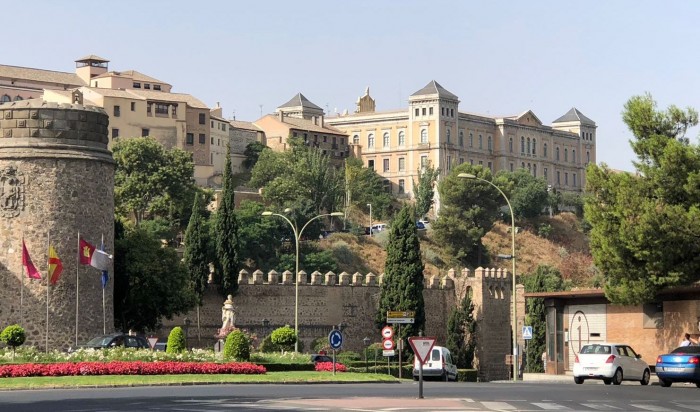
[236,269,455,289]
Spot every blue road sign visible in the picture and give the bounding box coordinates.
[328,329,343,350]
[523,326,533,340]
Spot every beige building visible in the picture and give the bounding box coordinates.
[230,120,263,174]
[325,81,597,202]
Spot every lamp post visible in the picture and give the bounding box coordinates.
[363,336,371,373]
[459,172,518,381]
[367,203,372,237]
[262,209,344,352]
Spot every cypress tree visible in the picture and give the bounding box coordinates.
[375,204,425,341]
[215,144,241,296]
[446,292,476,368]
[183,192,209,305]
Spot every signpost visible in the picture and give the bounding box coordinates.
[328,329,343,375]
[522,326,533,340]
[408,336,436,399]
[386,311,415,380]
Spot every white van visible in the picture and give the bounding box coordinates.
[371,223,387,233]
[412,345,458,381]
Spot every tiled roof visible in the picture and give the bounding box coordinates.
[278,93,322,110]
[130,89,208,109]
[410,80,458,100]
[265,115,346,135]
[230,120,260,131]
[83,87,144,99]
[0,64,85,86]
[553,108,595,125]
[92,70,169,86]
[75,55,110,63]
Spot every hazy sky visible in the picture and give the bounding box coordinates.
[6,1,700,171]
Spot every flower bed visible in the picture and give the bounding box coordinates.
[314,361,346,372]
[0,361,266,378]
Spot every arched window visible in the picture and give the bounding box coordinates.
[469,132,473,147]
[383,132,389,147]
[564,148,568,162]
[509,137,513,152]
[532,138,536,155]
[446,128,451,143]
[572,149,576,163]
[14,95,23,101]
[521,136,525,153]
[556,147,560,161]
[521,162,525,169]
[487,136,492,151]
[398,131,405,146]
[478,134,483,149]
[368,133,375,148]
[459,131,464,146]
[533,164,537,176]
[527,138,531,154]
[420,129,428,144]
[0,95,10,103]
[586,151,590,164]
[543,143,548,157]
[353,134,359,145]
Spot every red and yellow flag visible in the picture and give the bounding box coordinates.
[48,244,63,285]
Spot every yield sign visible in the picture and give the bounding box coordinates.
[408,336,436,364]
[147,337,158,349]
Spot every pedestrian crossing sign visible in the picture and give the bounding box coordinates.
[523,326,533,340]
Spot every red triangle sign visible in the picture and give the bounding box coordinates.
[408,336,436,364]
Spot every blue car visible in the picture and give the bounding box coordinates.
[655,346,700,387]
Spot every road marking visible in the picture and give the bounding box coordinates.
[580,404,622,410]
[531,403,571,410]
[675,405,700,411]
[631,405,678,411]
[481,401,516,410]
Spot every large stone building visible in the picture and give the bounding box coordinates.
[324,82,596,205]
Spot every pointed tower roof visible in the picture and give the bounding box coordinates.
[278,93,322,111]
[75,55,110,63]
[553,108,595,126]
[410,80,458,100]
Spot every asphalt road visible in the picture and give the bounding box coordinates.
[0,380,699,411]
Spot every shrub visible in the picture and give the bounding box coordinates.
[0,325,25,358]
[537,223,552,238]
[311,337,330,353]
[270,325,296,352]
[166,327,186,354]
[223,329,250,361]
[259,335,280,353]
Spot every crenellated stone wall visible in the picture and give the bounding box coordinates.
[0,98,114,351]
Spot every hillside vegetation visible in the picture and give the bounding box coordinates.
[318,212,596,286]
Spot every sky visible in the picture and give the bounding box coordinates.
[5,0,700,172]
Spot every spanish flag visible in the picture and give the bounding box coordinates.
[22,240,42,280]
[48,244,63,285]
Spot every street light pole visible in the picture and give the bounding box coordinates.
[367,203,372,237]
[459,173,518,381]
[262,210,344,352]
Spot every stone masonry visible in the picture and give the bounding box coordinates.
[0,98,114,351]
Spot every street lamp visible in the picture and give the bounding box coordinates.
[363,336,371,373]
[367,203,372,237]
[459,172,518,382]
[262,209,344,352]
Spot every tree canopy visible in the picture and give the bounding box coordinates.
[413,162,440,219]
[183,192,210,305]
[495,169,549,219]
[523,265,564,372]
[215,144,241,297]
[585,93,700,304]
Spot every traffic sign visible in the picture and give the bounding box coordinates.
[381,326,394,339]
[387,310,415,324]
[147,337,158,349]
[328,329,343,350]
[382,338,394,350]
[408,336,436,364]
[522,326,533,340]
[382,350,395,357]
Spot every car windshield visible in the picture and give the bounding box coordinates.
[84,336,113,347]
[580,344,611,354]
[671,346,700,354]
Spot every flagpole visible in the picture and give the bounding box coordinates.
[45,232,50,353]
[75,231,80,348]
[20,235,24,326]
[102,234,106,335]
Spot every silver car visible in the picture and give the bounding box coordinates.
[573,342,651,385]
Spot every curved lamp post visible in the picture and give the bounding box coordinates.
[459,172,518,381]
[262,209,344,352]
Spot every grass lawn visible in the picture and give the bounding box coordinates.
[0,372,399,390]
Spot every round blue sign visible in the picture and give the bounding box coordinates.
[328,330,343,350]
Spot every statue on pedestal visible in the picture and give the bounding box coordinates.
[221,294,236,330]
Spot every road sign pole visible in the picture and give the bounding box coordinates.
[333,349,336,375]
[398,324,402,380]
[419,362,424,399]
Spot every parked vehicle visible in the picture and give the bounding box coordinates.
[371,223,387,233]
[412,345,458,381]
[310,354,333,364]
[656,345,700,387]
[573,342,650,385]
[78,333,150,350]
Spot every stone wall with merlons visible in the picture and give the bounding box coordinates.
[0,99,114,351]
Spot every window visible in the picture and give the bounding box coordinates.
[487,136,492,151]
[199,113,205,125]
[642,302,663,329]
[420,129,427,144]
[450,108,454,117]
[527,138,531,154]
[211,137,214,145]
[478,134,483,149]
[0,95,10,103]
[141,128,149,137]
[420,155,428,169]
[199,134,206,144]
[564,148,568,162]
[459,131,464,147]
[222,124,226,132]
[211,153,213,164]
[479,160,483,165]
[144,84,151,90]
[415,108,419,117]
[340,137,344,145]
[557,171,561,184]
[383,179,391,193]
[446,128,451,143]
[368,159,374,170]
[429,107,433,115]
[398,131,405,146]
[172,104,177,118]
[353,134,359,144]
[368,133,375,148]
[186,133,194,145]
[113,105,120,117]
[572,149,576,163]
[521,136,525,153]
[398,157,405,171]
[565,172,568,185]
[398,179,405,194]
[383,158,389,172]
[447,156,452,170]
[459,157,464,164]
[155,103,168,115]
[211,120,214,127]
[510,163,514,172]
[133,82,141,89]
[509,137,513,152]
[487,161,492,171]
[441,108,445,116]
[422,108,426,116]
[533,164,537,176]
[383,132,389,147]
[556,147,560,161]
[147,103,152,115]
[573,174,577,187]
[543,143,548,157]
[13,95,22,101]
[112,128,119,139]
[544,168,548,179]
[587,151,590,164]
[469,132,473,147]
[532,138,536,155]
[470,159,474,165]
[323,135,327,143]
[153,85,161,91]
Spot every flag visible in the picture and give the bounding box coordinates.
[48,244,63,285]
[22,240,42,280]
[99,240,109,289]
[79,237,112,271]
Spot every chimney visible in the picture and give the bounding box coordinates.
[320,115,324,127]
[278,111,284,121]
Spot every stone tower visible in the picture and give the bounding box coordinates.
[0,98,114,350]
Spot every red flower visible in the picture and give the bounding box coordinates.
[314,362,346,372]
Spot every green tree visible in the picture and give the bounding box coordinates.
[345,157,394,220]
[375,205,425,343]
[114,227,195,332]
[432,164,503,267]
[445,292,476,368]
[215,144,241,297]
[0,324,26,357]
[495,169,548,219]
[166,326,186,354]
[224,329,251,361]
[183,193,210,305]
[585,94,700,304]
[270,325,297,352]
[413,162,440,219]
[113,137,197,225]
[235,200,285,271]
[243,141,267,169]
[523,265,564,372]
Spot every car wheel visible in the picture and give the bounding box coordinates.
[603,379,612,385]
[612,368,623,385]
[574,376,584,384]
[658,377,672,387]
[640,369,650,386]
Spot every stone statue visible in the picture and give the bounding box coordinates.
[221,295,236,329]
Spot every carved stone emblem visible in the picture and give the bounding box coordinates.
[0,166,25,218]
